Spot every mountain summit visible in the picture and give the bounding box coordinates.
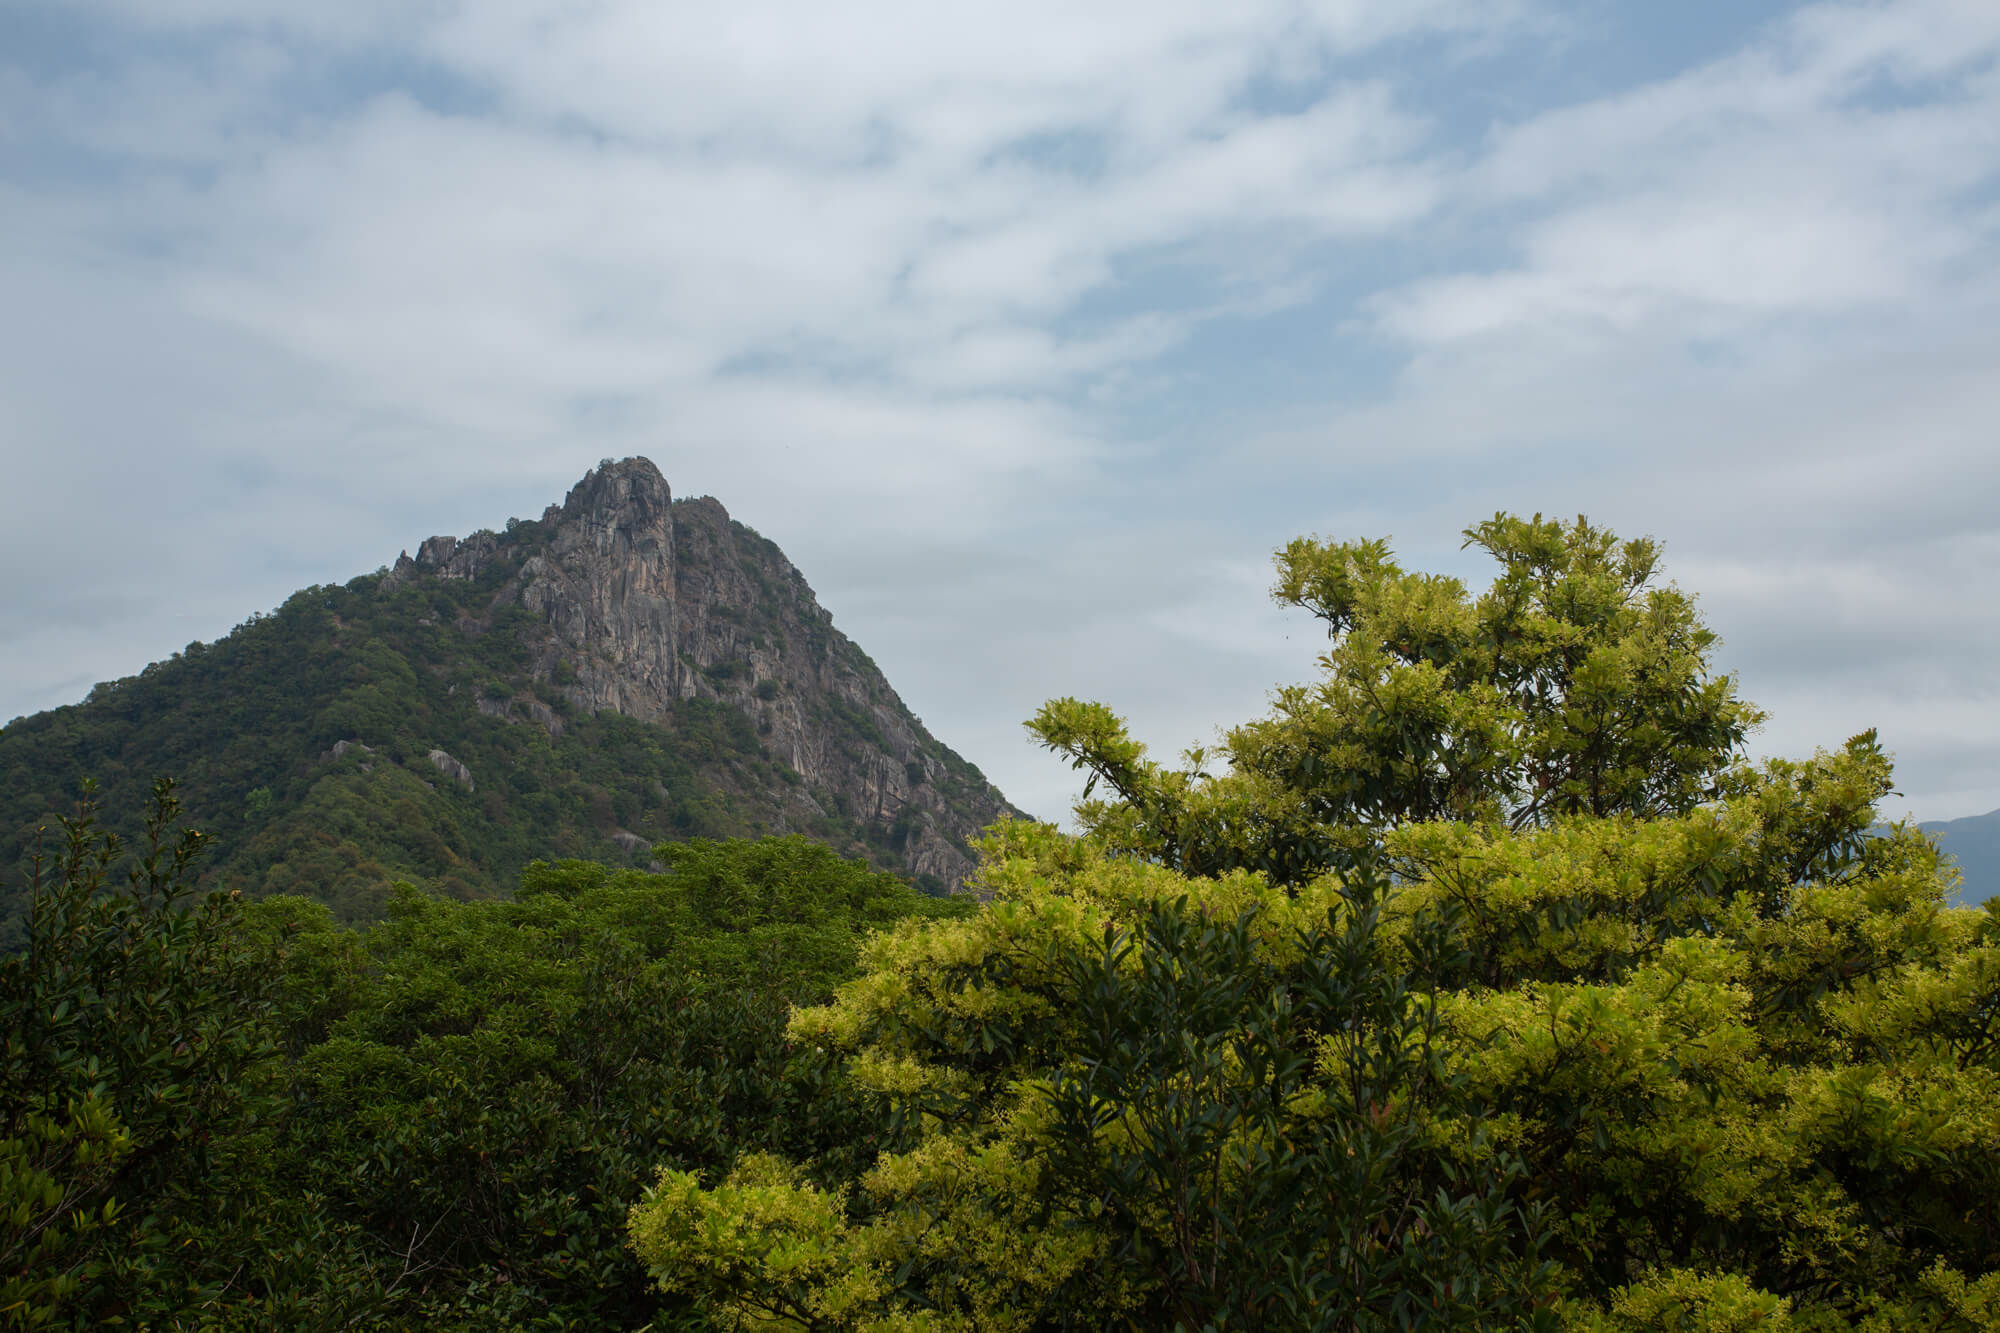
[383,457,1016,887]
[0,458,1021,938]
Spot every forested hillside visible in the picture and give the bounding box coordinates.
[0,459,1018,945]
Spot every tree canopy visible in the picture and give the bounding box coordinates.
[1,781,268,1328]
[1029,514,1764,884]
[633,516,1999,1332]
[3,806,967,1330]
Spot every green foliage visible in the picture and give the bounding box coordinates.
[1388,737,2000,1328]
[1030,514,1763,886]
[636,762,1997,1331]
[5,770,968,1330]
[0,780,269,1329]
[215,836,967,1328]
[632,828,1555,1331]
[1019,876,1553,1329]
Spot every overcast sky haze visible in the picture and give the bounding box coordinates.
[3,0,1997,827]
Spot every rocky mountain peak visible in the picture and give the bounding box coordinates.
[0,457,1021,942]
[548,457,676,564]
[559,456,673,520]
[386,457,1019,889]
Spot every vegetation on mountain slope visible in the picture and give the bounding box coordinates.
[0,477,1014,947]
[0,570,780,941]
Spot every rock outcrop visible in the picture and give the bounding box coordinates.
[385,457,1019,888]
[427,749,475,791]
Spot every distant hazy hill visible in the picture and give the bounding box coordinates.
[0,458,1021,944]
[1918,808,2000,908]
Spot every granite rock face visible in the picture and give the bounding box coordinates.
[427,749,475,791]
[386,457,1018,889]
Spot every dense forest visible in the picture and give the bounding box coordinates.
[2,786,966,1328]
[4,514,1996,1330]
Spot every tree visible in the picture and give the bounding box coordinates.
[1029,514,1763,884]
[632,516,1999,1331]
[0,780,268,1329]
[630,827,1554,1331]
[1386,734,2000,1329]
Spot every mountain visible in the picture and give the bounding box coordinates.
[0,458,1022,942]
[1918,808,2000,908]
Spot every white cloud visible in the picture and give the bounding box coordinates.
[1265,0,2000,811]
[1381,5,2000,343]
[4,0,1999,828]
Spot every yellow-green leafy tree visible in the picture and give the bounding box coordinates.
[1030,514,1764,885]
[630,516,1999,1331]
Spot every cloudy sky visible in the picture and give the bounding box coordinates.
[3,0,1997,827]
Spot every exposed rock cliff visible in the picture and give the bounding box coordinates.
[383,457,1019,888]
